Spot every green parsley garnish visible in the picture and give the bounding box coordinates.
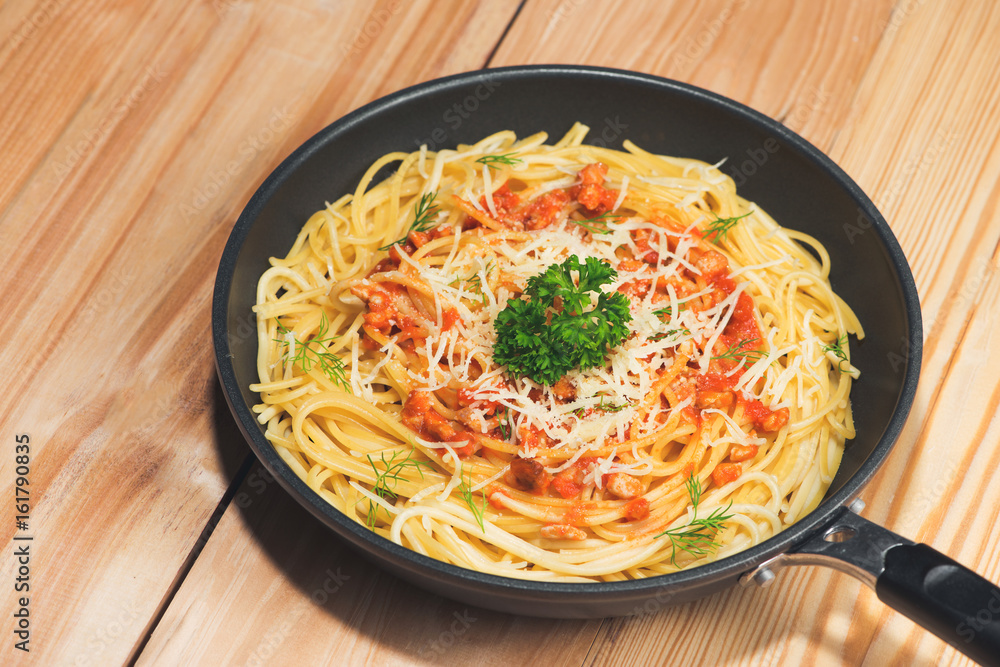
[476,152,522,168]
[701,210,752,241]
[379,191,440,250]
[365,450,433,528]
[457,470,487,533]
[656,476,734,566]
[492,255,632,385]
[823,333,850,372]
[274,313,349,390]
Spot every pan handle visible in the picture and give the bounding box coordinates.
[741,502,1000,665]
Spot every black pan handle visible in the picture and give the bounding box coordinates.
[741,502,1000,666]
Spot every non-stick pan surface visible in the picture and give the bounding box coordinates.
[212,66,1000,663]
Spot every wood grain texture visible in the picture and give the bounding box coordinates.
[0,0,519,664]
[139,462,601,667]
[3,0,1000,665]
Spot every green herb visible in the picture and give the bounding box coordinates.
[457,470,487,533]
[476,152,522,168]
[650,328,691,342]
[379,191,440,250]
[701,210,752,241]
[497,406,512,440]
[275,313,349,390]
[712,337,766,365]
[464,261,494,306]
[365,450,434,528]
[574,397,630,417]
[823,333,850,372]
[656,476,734,566]
[653,303,686,319]
[492,255,632,385]
[568,212,622,235]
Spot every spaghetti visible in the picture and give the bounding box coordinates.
[250,123,862,582]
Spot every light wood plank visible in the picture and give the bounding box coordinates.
[490,0,897,151]
[0,0,519,664]
[138,462,600,666]
[826,1,1000,664]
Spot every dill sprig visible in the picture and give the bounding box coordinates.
[497,406,512,440]
[274,313,349,390]
[450,261,494,306]
[457,470,487,533]
[568,211,623,235]
[701,210,752,241]
[712,337,766,364]
[379,191,440,250]
[365,450,434,528]
[573,397,630,417]
[650,328,690,342]
[476,152,522,168]
[823,333,850,372]
[656,476,734,566]
[653,303,686,319]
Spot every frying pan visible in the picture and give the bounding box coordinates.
[212,66,1000,664]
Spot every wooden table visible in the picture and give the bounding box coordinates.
[3,1,999,664]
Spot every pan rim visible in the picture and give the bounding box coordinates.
[211,64,922,602]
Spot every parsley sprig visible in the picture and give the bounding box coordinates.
[656,476,734,566]
[379,191,440,250]
[275,314,349,390]
[476,152,522,168]
[493,255,632,385]
[823,333,850,372]
[701,210,752,241]
[365,450,433,528]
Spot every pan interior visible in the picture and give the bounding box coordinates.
[214,66,920,616]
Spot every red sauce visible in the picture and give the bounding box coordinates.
[724,292,760,341]
[711,462,742,488]
[441,307,460,332]
[551,457,596,499]
[740,395,789,432]
[624,497,650,521]
[400,390,478,456]
[570,163,619,215]
[523,189,571,230]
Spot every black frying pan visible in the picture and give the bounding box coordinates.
[212,66,1000,665]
